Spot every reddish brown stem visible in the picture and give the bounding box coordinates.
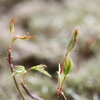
[60,53,68,74]
[57,91,67,100]
[6,48,25,100]
[21,71,44,100]
[21,83,44,100]
[57,53,68,100]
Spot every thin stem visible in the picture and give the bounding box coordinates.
[21,83,44,100]
[57,91,67,100]
[58,52,68,92]
[57,52,68,100]
[21,71,44,100]
[60,76,67,89]
[6,48,25,100]
[60,52,69,74]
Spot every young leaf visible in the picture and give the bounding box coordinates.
[10,66,26,78]
[30,65,52,77]
[15,33,36,40]
[63,56,73,75]
[67,27,79,53]
[10,17,16,34]
[11,33,36,44]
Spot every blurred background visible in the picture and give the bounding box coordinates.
[0,0,100,100]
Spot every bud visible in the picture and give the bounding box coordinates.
[63,56,73,75]
[67,26,79,53]
[57,56,73,89]
[9,17,16,34]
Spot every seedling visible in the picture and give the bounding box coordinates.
[6,17,51,100]
[6,17,79,100]
[57,27,79,100]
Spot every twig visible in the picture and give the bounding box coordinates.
[6,48,25,100]
[21,83,44,100]
[21,72,44,100]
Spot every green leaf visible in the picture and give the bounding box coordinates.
[11,33,36,44]
[67,27,79,53]
[63,56,73,75]
[30,65,52,77]
[10,66,26,78]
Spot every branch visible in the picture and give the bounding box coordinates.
[6,48,25,100]
[21,72,44,100]
[21,83,44,100]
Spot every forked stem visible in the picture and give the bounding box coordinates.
[21,70,44,100]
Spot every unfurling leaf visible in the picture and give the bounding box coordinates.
[10,66,26,78]
[10,17,16,34]
[57,56,73,89]
[67,26,79,53]
[11,33,36,45]
[14,33,36,40]
[30,65,52,77]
